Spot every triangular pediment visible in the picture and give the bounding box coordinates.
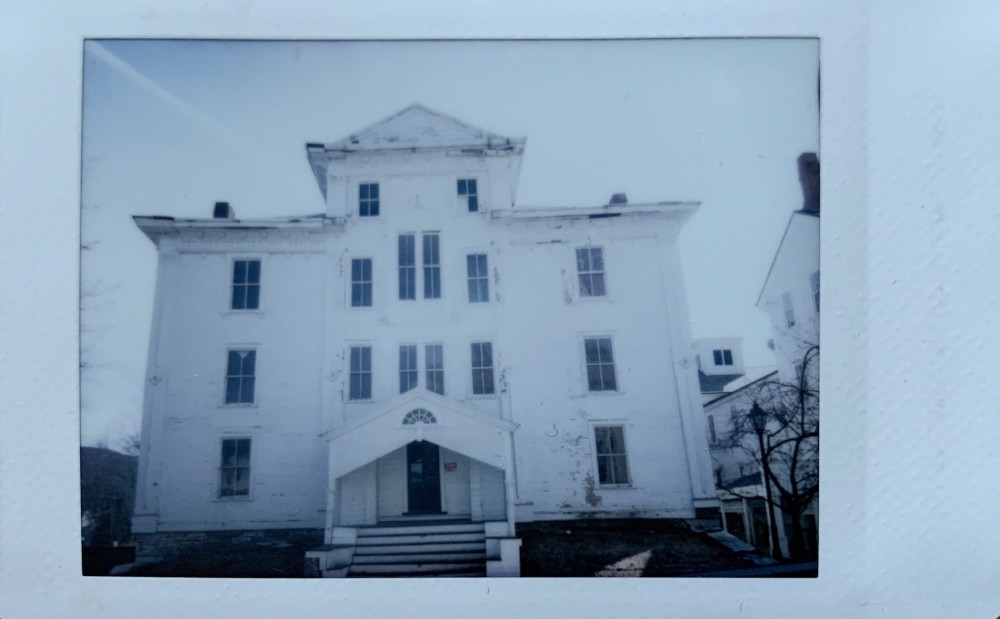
[324,104,519,152]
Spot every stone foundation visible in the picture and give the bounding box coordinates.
[135,528,324,564]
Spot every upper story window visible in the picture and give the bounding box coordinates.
[576,247,606,297]
[399,345,418,394]
[219,438,251,498]
[466,253,489,303]
[422,233,441,299]
[351,258,373,307]
[810,271,820,314]
[470,342,495,395]
[782,292,796,328]
[349,346,372,400]
[713,349,734,366]
[225,349,257,405]
[425,344,444,395]
[398,234,417,301]
[231,259,261,310]
[584,336,618,392]
[359,182,380,217]
[458,178,479,212]
[594,425,630,486]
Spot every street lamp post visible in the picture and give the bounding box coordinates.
[749,401,783,561]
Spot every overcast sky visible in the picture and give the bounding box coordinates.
[80,39,819,447]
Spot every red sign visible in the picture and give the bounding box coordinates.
[444,462,457,472]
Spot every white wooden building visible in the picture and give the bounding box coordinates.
[130,105,718,576]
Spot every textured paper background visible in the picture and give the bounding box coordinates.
[0,1,995,617]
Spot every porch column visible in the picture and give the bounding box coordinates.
[324,444,339,544]
[503,431,517,537]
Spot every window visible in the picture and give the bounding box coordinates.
[708,415,717,444]
[458,178,479,212]
[810,271,820,314]
[425,344,444,395]
[225,349,256,404]
[584,337,617,392]
[782,292,796,328]
[231,259,261,310]
[399,345,418,394]
[351,258,373,307]
[713,349,734,366]
[471,342,495,395]
[219,438,251,497]
[359,182,379,217]
[576,247,606,297]
[398,234,416,300]
[349,346,372,400]
[466,253,489,303]
[422,233,441,299]
[594,426,630,485]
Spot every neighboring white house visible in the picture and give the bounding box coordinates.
[130,104,719,577]
[700,153,820,561]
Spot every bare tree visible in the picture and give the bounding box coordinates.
[724,344,819,560]
[115,431,141,457]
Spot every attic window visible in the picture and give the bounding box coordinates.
[713,349,734,366]
[403,408,437,425]
[359,183,379,217]
[458,178,479,212]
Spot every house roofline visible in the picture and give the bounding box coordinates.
[703,370,779,407]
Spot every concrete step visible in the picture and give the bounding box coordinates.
[358,522,485,537]
[353,551,486,564]
[350,561,485,575]
[349,566,486,578]
[354,541,486,555]
[355,532,485,546]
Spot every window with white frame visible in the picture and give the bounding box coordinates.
[219,438,251,497]
[225,349,256,404]
[351,258,373,307]
[576,247,606,297]
[399,345,418,394]
[782,291,796,328]
[810,271,820,314]
[594,425,630,485]
[349,346,372,400]
[584,337,617,392]
[423,233,441,299]
[398,234,417,300]
[425,344,444,395]
[470,342,495,395]
[466,253,489,303]
[231,259,261,310]
[457,178,479,212]
[713,349,734,366]
[359,182,379,217]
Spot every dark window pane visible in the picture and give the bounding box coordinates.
[220,470,235,495]
[467,254,476,275]
[352,259,362,280]
[240,378,255,403]
[225,378,240,403]
[468,179,477,194]
[350,374,362,399]
[351,284,363,307]
[592,274,606,296]
[471,343,482,367]
[579,274,592,296]
[724,350,733,365]
[245,286,259,309]
[584,339,599,362]
[468,195,478,212]
[472,370,483,394]
[350,348,360,371]
[227,351,241,375]
[457,179,467,194]
[713,350,723,365]
[247,260,260,283]
[481,343,492,366]
[222,440,236,466]
[362,285,372,307]
[361,374,372,399]
[596,456,610,484]
[232,286,247,310]
[362,259,372,280]
[611,456,629,484]
[608,427,624,452]
[370,183,378,198]
[237,439,251,461]
[233,261,247,284]
[597,339,614,363]
[576,248,590,271]
[359,183,369,199]
[468,279,478,302]
[601,366,617,391]
[590,248,604,271]
[242,351,256,375]
[477,254,487,272]
[587,365,603,391]
[482,370,494,395]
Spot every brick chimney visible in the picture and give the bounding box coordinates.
[798,153,820,213]
[609,193,628,205]
[213,201,234,219]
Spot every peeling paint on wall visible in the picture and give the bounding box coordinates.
[583,472,602,507]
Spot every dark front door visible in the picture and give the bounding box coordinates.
[406,441,442,514]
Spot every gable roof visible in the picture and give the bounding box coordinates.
[755,210,820,307]
[317,104,524,153]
